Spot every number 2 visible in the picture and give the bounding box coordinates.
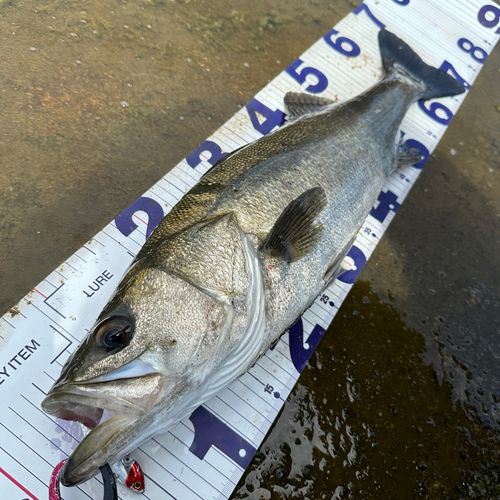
[115,197,164,239]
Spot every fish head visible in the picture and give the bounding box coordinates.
[42,264,233,486]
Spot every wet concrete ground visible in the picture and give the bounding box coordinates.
[1,0,499,498]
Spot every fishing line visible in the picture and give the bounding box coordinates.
[49,461,118,500]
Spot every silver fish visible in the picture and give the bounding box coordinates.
[41,29,464,486]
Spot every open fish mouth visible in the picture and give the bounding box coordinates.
[60,411,140,486]
[42,370,164,486]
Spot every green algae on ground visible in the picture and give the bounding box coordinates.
[233,281,500,499]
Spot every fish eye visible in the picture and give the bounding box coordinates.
[134,481,142,490]
[95,317,132,351]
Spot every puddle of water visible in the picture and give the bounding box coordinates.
[233,281,500,499]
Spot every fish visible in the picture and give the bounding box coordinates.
[41,29,465,487]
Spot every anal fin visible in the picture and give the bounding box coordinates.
[322,235,357,288]
[260,187,327,264]
[398,143,423,167]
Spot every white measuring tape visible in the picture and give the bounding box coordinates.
[1,1,499,499]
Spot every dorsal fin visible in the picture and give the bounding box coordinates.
[260,187,327,264]
[284,92,336,121]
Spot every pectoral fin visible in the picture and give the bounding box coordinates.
[260,187,327,264]
[284,92,336,121]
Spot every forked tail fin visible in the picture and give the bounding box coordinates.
[378,29,465,100]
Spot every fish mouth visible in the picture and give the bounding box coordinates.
[61,413,139,486]
[42,370,164,486]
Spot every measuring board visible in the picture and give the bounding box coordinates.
[1,1,499,499]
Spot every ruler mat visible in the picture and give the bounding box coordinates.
[1,1,499,499]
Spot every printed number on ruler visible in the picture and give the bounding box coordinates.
[419,29,492,124]
[323,29,361,57]
[289,319,326,373]
[353,2,386,29]
[115,197,164,239]
[353,0,411,30]
[285,59,328,93]
[189,406,256,468]
[320,293,335,308]
[439,61,471,90]
[370,190,400,223]
[337,246,367,284]
[478,5,500,34]
[458,37,488,63]
[187,140,229,168]
[246,98,285,135]
[418,97,454,125]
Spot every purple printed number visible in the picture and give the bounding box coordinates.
[115,197,164,239]
[418,100,453,125]
[189,406,256,468]
[337,245,367,284]
[370,189,400,223]
[439,60,470,90]
[323,29,361,57]
[393,0,410,4]
[458,38,488,63]
[186,140,228,168]
[478,5,500,33]
[353,3,386,29]
[246,98,285,135]
[289,318,326,373]
[285,59,328,93]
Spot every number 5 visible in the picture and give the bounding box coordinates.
[285,59,329,93]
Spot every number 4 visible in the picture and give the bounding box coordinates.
[246,98,285,135]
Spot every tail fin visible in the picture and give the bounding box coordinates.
[378,29,465,100]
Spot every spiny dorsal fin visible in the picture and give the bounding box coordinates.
[284,92,336,121]
[260,187,327,264]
